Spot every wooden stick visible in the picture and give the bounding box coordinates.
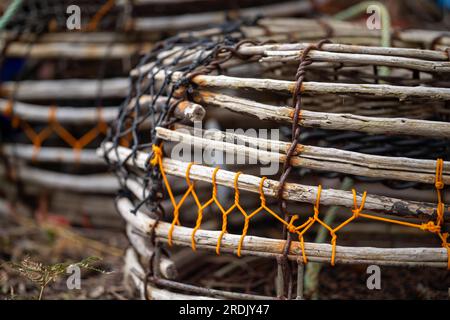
[117,198,449,268]
[0,164,118,193]
[398,29,450,47]
[0,99,118,124]
[238,43,450,61]
[193,90,450,138]
[100,143,443,218]
[155,127,450,185]
[260,50,450,73]
[0,96,204,124]
[189,18,380,40]
[295,96,443,119]
[1,144,105,165]
[0,31,150,43]
[4,42,151,59]
[0,78,129,100]
[258,18,450,47]
[160,71,450,101]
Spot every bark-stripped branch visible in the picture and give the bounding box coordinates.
[193,90,450,138]
[155,127,450,184]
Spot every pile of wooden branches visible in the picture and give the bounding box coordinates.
[100,14,450,299]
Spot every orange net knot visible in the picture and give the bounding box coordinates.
[150,144,163,166]
[351,189,367,218]
[287,215,299,233]
[73,141,82,151]
[420,221,441,233]
[303,217,315,228]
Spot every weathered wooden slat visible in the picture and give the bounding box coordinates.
[193,90,450,138]
[156,71,450,101]
[260,49,450,73]
[155,127,450,184]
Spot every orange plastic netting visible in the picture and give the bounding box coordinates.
[150,144,449,268]
[3,100,107,161]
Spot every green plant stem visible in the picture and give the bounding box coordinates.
[0,0,23,31]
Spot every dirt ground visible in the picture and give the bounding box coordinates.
[319,265,450,299]
[0,213,134,300]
